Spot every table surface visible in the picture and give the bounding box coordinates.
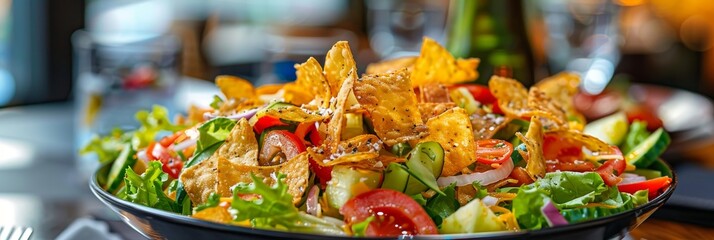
[1,81,713,239]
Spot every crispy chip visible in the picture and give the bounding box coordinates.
[489,76,530,116]
[417,102,456,121]
[365,56,416,74]
[210,118,259,166]
[192,206,233,224]
[516,116,546,179]
[325,70,357,150]
[309,134,382,167]
[527,87,568,130]
[218,98,264,116]
[354,69,428,146]
[283,82,314,106]
[180,157,218,204]
[413,108,477,177]
[471,113,509,140]
[258,104,327,123]
[324,41,357,96]
[295,57,332,108]
[216,153,310,204]
[255,83,285,95]
[547,130,612,153]
[535,72,585,125]
[418,83,452,103]
[411,37,480,86]
[215,75,256,100]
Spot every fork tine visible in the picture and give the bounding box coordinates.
[7,227,22,240]
[18,227,32,240]
[0,226,11,240]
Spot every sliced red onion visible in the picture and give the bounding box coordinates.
[541,199,568,227]
[306,185,320,216]
[618,173,647,185]
[437,158,514,187]
[482,195,499,207]
[203,108,260,121]
[172,138,197,152]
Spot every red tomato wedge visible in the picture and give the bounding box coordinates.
[259,130,306,165]
[596,159,626,187]
[618,176,672,200]
[146,142,183,179]
[452,84,503,114]
[253,116,287,134]
[476,139,513,165]
[292,121,332,186]
[543,134,594,172]
[341,189,438,237]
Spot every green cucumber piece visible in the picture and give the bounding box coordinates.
[390,142,412,157]
[646,158,673,178]
[584,112,628,145]
[105,144,137,193]
[381,163,410,192]
[403,142,445,196]
[511,143,527,167]
[326,166,382,209]
[440,198,506,234]
[493,119,529,140]
[411,142,445,177]
[450,87,480,115]
[625,128,670,168]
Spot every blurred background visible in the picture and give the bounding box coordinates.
[1,0,714,239]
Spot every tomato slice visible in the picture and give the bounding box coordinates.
[618,176,672,199]
[451,84,503,114]
[340,189,438,237]
[253,116,288,134]
[542,134,596,172]
[146,142,183,179]
[626,106,663,131]
[476,139,513,164]
[596,159,626,186]
[259,130,306,166]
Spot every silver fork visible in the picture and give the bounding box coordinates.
[0,226,32,240]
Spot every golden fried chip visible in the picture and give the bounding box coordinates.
[547,130,612,153]
[535,72,585,126]
[411,37,480,86]
[215,75,256,100]
[354,69,428,146]
[516,116,546,179]
[218,98,264,116]
[180,157,218,204]
[418,102,456,121]
[309,134,382,166]
[527,87,568,130]
[413,108,477,177]
[283,82,314,106]
[192,206,232,224]
[295,57,332,108]
[256,83,285,95]
[325,70,357,150]
[210,118,259,166]
[216,153,310,204]
[257,104,327,123]
[418,83,452,103]
[365,56,416,74]
[472,114,509,140]
[489,76,530,116]
[324,41,357,96]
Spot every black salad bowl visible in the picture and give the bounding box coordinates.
[90,159,676,240]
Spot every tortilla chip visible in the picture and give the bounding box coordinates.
[216,153,310,204]
[472,113,509,140]
[547,130,612,153]
[418,83,452,103]
[535,72,585,126]
[365,56,416,74]
[283,82,314,106]
[256,83,285,95]
[516,116,546,179]
[527,87,568,130]
[258,104,327,123]
[180,157,218,204]
[354,69,428,146]
[309,134,382,166]
[489,76,530,116]
[295,57,332,108]
[218,98,264,116]
[411,37,480,86]
[210,118,259,166]
[418,102,456,121]
[192,206,232,224]
[324,41,357,97]
[215,75,256,100]
[413,108,477,177]
[325,70,357,150]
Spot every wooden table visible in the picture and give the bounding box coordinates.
[631,219,714,240]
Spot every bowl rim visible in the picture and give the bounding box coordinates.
[89,159,677,239]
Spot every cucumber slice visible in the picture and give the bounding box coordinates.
[104,144,137,193]
[440,198,506,234]
[511,143,527,167]
[403,142,445,196]
[625,128,670,168]
[450,87,480,115]
[584,112,628,145]
[390,142,412,157]
[326,166,382,209]
[410,142,445,177]
[381,163,410,192]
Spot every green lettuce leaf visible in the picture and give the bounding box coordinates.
[210,95,224,109]
[560,187,639,223]
[231,173,345,235]
[535,172,608,208]
[131,105,184,149]
[412,183,460,227]
[196,117,236,153]
[80,128,131,164]
[194,192,221,213]
[621,120,650,154]
[351,216,375,237]
[122,161,180,213]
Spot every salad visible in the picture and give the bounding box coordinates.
[83,37,673,237]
